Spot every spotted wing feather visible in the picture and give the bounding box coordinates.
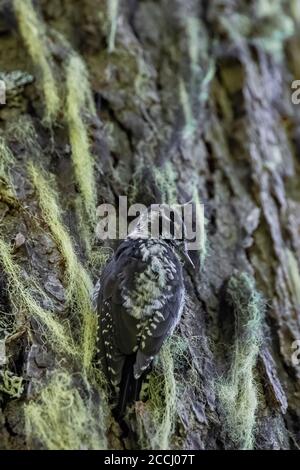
[97,239,184,385]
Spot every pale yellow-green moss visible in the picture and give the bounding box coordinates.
[0,238,77,358]
[286,249,300,307]
[184,15,215,104]
[220,0,294,59]
[28,164,97,372]
[291,0,300,23]
[6,116,37,151]
[0,370,24,398]
[217,272,264,449]
[0,160,110,449]
[25,371,108,450]
[179,79,196,139]
[13,0,60,123]
[150,345,177,449]
[137,342,177,450]
[185,16,201,74]
[153,162,178,205]
[65,54,97,225]
[0,137,14,187]
[0,137,20,211]
[89,247,112,273]
[75,197,93,257]
[107,0,119,52]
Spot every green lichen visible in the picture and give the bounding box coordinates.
[150,344,177,449]
[0,137,20,213]
[137,342,177,450]
[0,161,110,449]
[220,0,294,59]
[136,333,194,449]
[28,164,97,373]
[6,116,37,152]
[0,238,77,358]
[285,249,300,307]
[185,17,201,74]
[65,54,97,226]
[153,162,178,206]
[182,14,215,140]
[13,0,60,123]
[217,272,264,449]
[179,79,196,139]
[107,0,119,53]
[0,370,24,398]
[291,0,300,23]
[25,371,108,450]
[0,137,14,187]
[88,247,112,274]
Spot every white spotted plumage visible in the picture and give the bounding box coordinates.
[94,207,190,396]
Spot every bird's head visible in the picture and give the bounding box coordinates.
[127,203,195,269]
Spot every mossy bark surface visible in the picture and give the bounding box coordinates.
[0,0,300,450]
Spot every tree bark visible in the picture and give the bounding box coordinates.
[0,0,299,450]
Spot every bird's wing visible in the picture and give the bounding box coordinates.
[134,284,184,378]
[97,240,184,383]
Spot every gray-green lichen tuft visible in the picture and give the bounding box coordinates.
[217,272,265,449]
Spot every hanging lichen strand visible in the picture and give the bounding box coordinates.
[13,0,60,123]
[28,163,97,373]
[25,371,108,450]
[217,272,264,449]
[65,54,97,228]
[0,238,77,359]
[23,160,110,449]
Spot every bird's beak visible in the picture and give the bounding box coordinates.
[182,249,195,269]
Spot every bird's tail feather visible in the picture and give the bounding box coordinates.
[113,354,143,421]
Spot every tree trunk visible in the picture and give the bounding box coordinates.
[0,0,299,450]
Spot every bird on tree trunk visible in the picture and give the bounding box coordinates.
[95,205,194,419]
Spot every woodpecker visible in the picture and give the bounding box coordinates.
[95,205,193,417]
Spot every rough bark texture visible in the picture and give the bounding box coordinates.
[0,0,300,450]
